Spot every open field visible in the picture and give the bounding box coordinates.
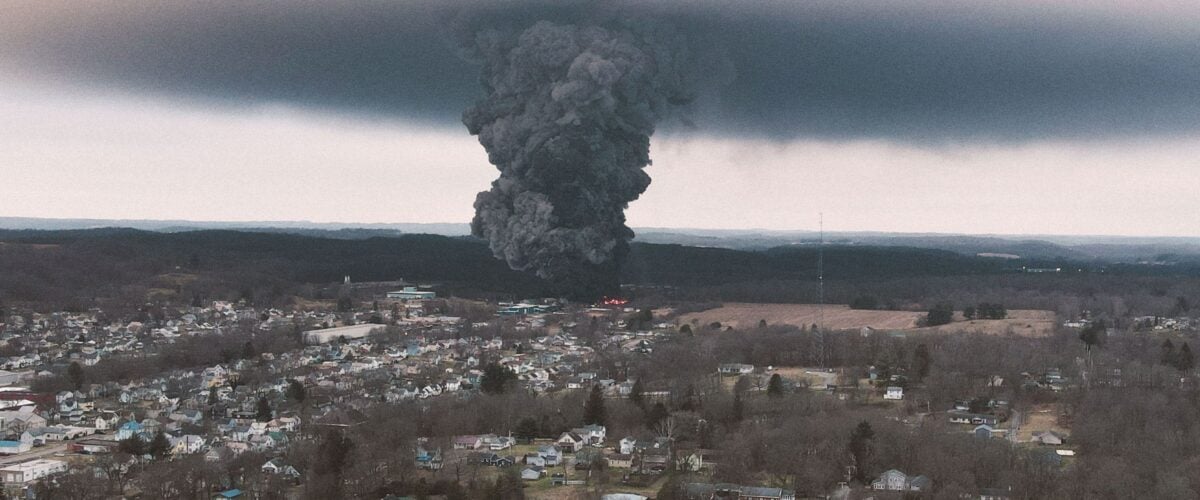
[769,367,841,389]
[679,303,1056,336]
[1018,403,1071,443]
[680,303,923,330]
[927,309,1057,337]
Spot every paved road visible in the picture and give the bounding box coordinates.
[1008,410,1022,443]
[0,443,71,466]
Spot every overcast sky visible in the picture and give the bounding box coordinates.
[2,1,1199,236]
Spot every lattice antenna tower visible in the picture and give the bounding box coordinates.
[816,213,826,367]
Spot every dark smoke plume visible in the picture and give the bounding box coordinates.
[460,18,700,298]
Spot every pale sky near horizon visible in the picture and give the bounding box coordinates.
[3,1,1200,237]
[5,83,1199,237]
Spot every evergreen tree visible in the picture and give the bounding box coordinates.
[1080,320,1106,351]
[480,363,516,395]
[514,417,539,442]
[1162,339,1177,366]
[730,393,744,425]
[848,421,875,482]
[255,396,273,422]
[680,384,698,411]
[241,341,255,359]
[629,379,645,408]
[67,361,84,390]
[286,379,307,405]
[1177,343,1195,371]
[118,436,146,457]
[924,302,955,326]
[148,430,171,459]
[767,373,785,398]
[913,343,931,380]
[583,385,607,426]
[207,386,219,405]
[645,402,669,430]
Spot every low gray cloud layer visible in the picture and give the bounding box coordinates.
[2,1,1198,141]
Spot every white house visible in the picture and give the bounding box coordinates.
[884,386,904,400]
[718,364,755,376]
[872,469,931,492]
[556,432,585,453]
[171,435,207,455]
[571,424,606,445]
[619,437,638,455]
[0,459,67,485]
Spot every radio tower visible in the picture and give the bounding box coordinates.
[816,213,826,367]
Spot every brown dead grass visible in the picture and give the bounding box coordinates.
[928,309,1057,337]
[1018,403,1071,442]
[679,303,1056,337]
[680,303,923,331]
[0,242,60,250]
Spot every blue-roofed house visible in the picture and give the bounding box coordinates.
[213,489,243,499]
[116,421,144,441]
[0,440,30,455]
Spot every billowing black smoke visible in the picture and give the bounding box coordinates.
[460,18,699,299]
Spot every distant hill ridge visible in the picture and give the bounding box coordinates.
[3,216,1200,263]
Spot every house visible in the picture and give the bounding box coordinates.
[0,459,67,485]
[676,449,710,472]
[606,453,634,468]
[871,469,931,492]
[387,287,436,300]
[574,448,603,470]
[116,421,145,440]
[480,453,515,467]
[171,435,206,455]
[453,435,483,450]
[884,386,904,400]
[520,466,543,481]
[0,409,46,435]
[974,425,996,439]
[557,432,585,453]
[524,454,545,467]
[488,436,516,451]
[0,440,30,455]
[572,424,606,445]
[537,445,562,466]
[94,411,120,431]
[684,482,796,500]
[262,458,300,478]
[619,436,638,455]
[1032,430,1067,446]
[948,412,1000,426]
[978,487,1014,500]
[718,364,755,376]
[415,447,443,470]
[213,489,243,499]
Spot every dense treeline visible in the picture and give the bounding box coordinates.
[3,229,1199,315]
[0,229,552,308]
[645,273,1200,320]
